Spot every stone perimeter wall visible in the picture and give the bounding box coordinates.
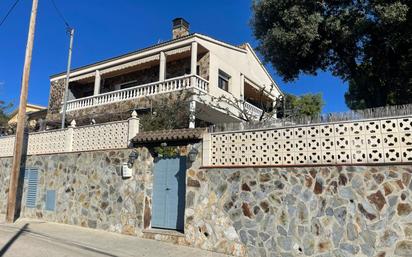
[0,146,243,256]
[0,149,148,234]
[193,165,412,257]
[1,150,412,257]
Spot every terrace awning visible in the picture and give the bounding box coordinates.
[100,55,160,75]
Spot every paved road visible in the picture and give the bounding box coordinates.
[0,219,230,257]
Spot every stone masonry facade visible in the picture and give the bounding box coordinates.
[192,165,412,257]
[47,79,65,118]
[1,148,411,256]
[0,149,147,234]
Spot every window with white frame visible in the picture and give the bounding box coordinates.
[218,70,230,92]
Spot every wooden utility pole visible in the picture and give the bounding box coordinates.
[6,0,39,223]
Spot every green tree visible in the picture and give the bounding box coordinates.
[251,0,411,109]
[278,93,324,118]
[139,93,192,131]
[0,100,12,132]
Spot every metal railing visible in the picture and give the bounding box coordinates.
[244,101,263,119]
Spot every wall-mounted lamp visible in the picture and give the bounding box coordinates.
[127,150,139,168]
[188,147,199,162]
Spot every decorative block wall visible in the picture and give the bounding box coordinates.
[28,129,70,155]
[208,116,412,166]
[72,121,129,152]
[0,136,15,157]
[0,120,130,157]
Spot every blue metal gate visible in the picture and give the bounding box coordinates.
[152,157,186,231]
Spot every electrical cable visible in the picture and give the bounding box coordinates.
[49,0,70,28]
[0,0,20,28]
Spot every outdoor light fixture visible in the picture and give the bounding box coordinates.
[188,147,199,162]
[127,150,138,168]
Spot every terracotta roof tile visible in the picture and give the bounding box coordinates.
[132,127,206,143]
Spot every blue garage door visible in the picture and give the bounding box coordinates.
[152,157,186,231]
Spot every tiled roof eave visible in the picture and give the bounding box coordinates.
[132,128,207,143]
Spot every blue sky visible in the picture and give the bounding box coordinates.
[0,0,349,113]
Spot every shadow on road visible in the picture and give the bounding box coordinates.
[0,223,118,257]
[0,223,29,257]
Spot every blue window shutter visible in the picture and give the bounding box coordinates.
[45,190,56,211]
[26,169,38,208]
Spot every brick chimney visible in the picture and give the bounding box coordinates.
[172,18,190,39]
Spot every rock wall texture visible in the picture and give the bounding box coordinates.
[47,79,65,119]
[1,149,411,257]
[194,165,412,257]
[198,52,210,80]
[0,149,151,235]
[101,65,159,94]
[0,158,11,213]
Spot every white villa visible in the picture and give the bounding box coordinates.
[47,18,282,127]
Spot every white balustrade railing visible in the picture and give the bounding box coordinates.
[64,75,209,112]
[244,101,263,119]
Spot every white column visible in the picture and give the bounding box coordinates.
[189,100,196,128]
[65,120,76,152]
[159,51,166,81]
[240,74,245,101]
[202,133,211,166]
[94,70,101,95]
[190,41,198,88]
[128,110,140,146]
[190,41,198,75]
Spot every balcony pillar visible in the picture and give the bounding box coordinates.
[94,70,101,95]
[159,51,166,81]
[190,41,198,88]
[191,41,198,75]
[189,100,196,128]
[202,133,211,166]
[240,74,245,101]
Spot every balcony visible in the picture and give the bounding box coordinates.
[244,101,263,119]
[64,75,208,112]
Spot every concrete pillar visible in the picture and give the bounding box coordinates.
[202,133,211,166]
[159,52,166,81]
[190,41,198,75]
[190,42,198,88]
[65,120,76,152]
[189,100,196,129]
[128,110,140,146]
[240,74,245,101]
[94,70,101,95]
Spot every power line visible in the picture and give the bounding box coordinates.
[49,0,70,28]
[0,0,20,28]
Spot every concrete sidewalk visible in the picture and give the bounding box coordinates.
[0,217,230,257]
